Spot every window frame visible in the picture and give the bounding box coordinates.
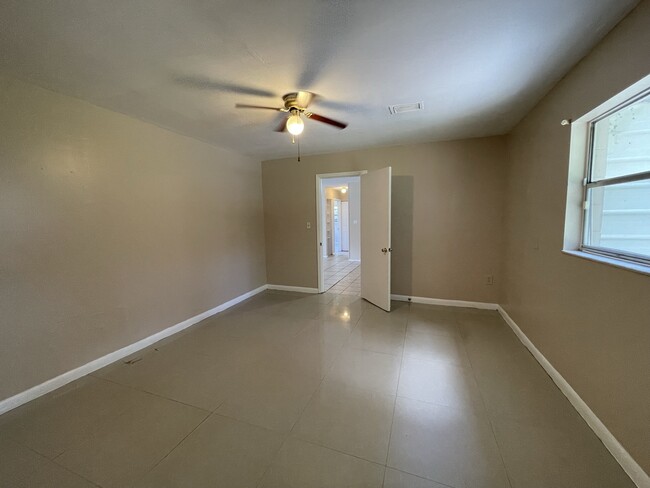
[564,74,650,275]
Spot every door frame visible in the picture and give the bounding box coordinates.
[315,171,367,293]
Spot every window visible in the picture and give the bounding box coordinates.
[564,74,650,273]
[582,91,650,265]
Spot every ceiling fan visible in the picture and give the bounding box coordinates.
[235,91,348,136]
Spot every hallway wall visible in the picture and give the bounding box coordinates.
[0,75,267,401]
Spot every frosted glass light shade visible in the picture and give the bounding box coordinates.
[286,114,304,135]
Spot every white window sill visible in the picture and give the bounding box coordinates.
[562,249,650,277]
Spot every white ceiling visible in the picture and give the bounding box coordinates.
[0,0,638,160]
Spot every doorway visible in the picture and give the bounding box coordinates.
[316,173,363,295]
[316,168,393,310]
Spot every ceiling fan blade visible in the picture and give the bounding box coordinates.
[176,76,276,97]
[274,116,288,132]
[296,91,315,108]
[305,112,348,129]
[235,104,282,111]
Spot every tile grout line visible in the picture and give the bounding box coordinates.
[457,310,516,488]
[10,439,103,488]
[381,300,410,487]
[254,302,364,488]
[94,375,213,414]
[132,408,216,484]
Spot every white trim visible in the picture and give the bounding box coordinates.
[391,294,498,310]
[266,284,319,294]
[497,305,649,488]
[0,284,268,416]
[563,249,650,277]
[316,171,367,293]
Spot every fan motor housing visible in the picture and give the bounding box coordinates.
[282,92,302,110]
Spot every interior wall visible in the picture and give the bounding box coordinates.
[262,137,507,302]
[0,75,267,401]
[502,0,650,473]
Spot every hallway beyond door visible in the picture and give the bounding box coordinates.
[322,254,360,295]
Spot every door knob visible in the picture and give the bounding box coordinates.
[381,248,392,254]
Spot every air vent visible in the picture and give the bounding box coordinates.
[388,102,424,115]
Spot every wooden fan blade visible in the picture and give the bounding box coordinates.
[274,117,288,132]
[235,104,282,110]
[305,112,348,129]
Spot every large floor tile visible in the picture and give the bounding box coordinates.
[493,416,635,488]
[225,292,304,315]
[212,311,315,343]
[327,346,402,395]
[398,356,484,412]
[0,437,97,488]
[134,414,284,488]
[301,316,355,344]
[383,468,451,488]
[54,391,208,488]
[98,344,233,410]
[259,331,345,380]
[407,305,459,337]
[215,363,321,432]
[349,319,405,356]
[0,376,141,459]
[473,355,579,430]
[319,299,368,324]
[358,305,409,329]
[292,380,395,463]
[403,330,470,366]
[388,397,510,488]
[259,438,385,488]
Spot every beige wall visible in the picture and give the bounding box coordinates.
[502,1,650,472]
[262,138,507,302]
[0,75,266,401]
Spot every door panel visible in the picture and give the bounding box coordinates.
[361,167,391,311]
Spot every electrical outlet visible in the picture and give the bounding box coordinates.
[306,222,311,229]
[486,275,494,285]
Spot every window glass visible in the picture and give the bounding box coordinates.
[582,91,650,264]
[584,180,650,258]
[591,94,650,181]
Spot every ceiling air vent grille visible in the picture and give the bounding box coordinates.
[388,102,424,115]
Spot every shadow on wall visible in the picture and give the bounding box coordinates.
[391,175,414,296]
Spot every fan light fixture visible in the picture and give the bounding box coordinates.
[340,187,348,193]
[286,113,304,135]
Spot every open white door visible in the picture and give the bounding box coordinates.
[361,167,391,311]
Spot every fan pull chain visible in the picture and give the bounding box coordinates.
[297,138,301,162]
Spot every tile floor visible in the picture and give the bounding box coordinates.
[0,291,635,488]
[323,253,360,294]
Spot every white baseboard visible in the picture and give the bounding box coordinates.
[0,284,268,416]
[391,294,498,310]
[267,284,319,294]
[497,306,649,488]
